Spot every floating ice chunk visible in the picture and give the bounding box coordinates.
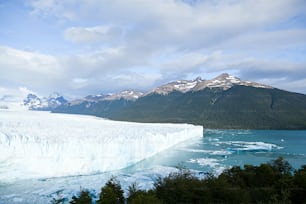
[188,158,220,168]
[180,148,232,156]
[220,141,283,152]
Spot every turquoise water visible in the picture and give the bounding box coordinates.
[1,129,306,203]
[128,129,306,174]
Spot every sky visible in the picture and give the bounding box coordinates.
[0,0,306,99]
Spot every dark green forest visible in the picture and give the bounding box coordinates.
[52,157,306,204]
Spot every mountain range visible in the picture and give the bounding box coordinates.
[47,74,306,129]
[23,73,306,129]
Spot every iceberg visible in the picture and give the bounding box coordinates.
[0,110,203,181]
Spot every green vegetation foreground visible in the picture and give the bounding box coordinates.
[54,157,306,204]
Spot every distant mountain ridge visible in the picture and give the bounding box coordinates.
[25,73,273,110]
[64,73,273,104]
[49,74,306,129]
[23,92,68,110]
[23,73,306,129]
[147,73,271,95]
[41,73,272,111]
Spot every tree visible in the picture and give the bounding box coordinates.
[292,165,306,203]
[269,157,293,175]
[97,177,124,204]
[128,190,161,204]
[154,168,209,203]
[69,189,92,204]
[127,182,139,203]
[294,165,306,188]
[127,182,161,204]
[53,158,303,204]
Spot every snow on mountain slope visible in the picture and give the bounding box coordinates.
[68,94,107,106]
[23,93,43,109]
[103,90,144,101]
[68,91,143,107]
[18,74,272,109]
[0,110,203,181]
[23,92,67,110]
[147,77,203,95]
[148,73,272,95]
[193,73,272,91]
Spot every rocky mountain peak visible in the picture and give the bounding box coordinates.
[22,73,273,110]
[147,77,205,96]
[193,73,272,91]
[104,90,144,101]
[24,92,67,110]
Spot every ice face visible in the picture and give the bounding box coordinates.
[0,110,203,182]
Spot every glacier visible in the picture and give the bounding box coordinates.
[0,110,203,182]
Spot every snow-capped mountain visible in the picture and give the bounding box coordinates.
[148,73,272,95]
[47,93,68,109]
[104,90,144,101]
[54,73,274,109]
[147,77,203,95]
[23,73,272,110]
[193,73,272,91]
[68,91,143,107]
[22,73,273,111]
[51,73,306,129]
[23,92,68,110]
[69,94,107,106]
[84,94,107,102]
[23,93,43,109]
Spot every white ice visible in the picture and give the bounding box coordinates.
[0,110,203,182]
[219,141,283,152]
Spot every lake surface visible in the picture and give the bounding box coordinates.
[1,129,306,203]
[140,129,306,173]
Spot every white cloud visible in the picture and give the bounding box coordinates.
[220,29,306,51]
[258,77,306,94]
[0,86,35,102]
[65,25,122,44]
[0,46,62,84]
[26,0,306,53]
[283,78,306,94]
[0,45,158,96]
[235,59,306,80]
[111,72,162,90]
[29,0,55,12]
[1,0,304,96]
[71,78,88,89]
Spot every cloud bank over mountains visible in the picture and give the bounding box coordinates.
[0,0,305,97]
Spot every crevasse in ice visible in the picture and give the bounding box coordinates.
[0,110,203,181]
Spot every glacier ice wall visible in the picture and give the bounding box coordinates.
[0,110,203,181]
